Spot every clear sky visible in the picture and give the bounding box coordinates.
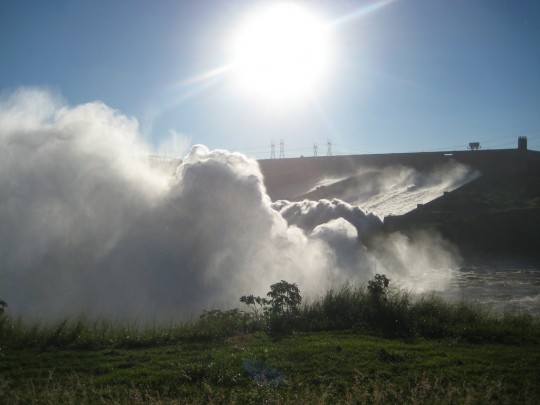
[1,0,539,158]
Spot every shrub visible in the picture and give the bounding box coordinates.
[198,309,255,337]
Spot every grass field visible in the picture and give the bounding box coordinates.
[1,281,540,404]
[2,330,539,404]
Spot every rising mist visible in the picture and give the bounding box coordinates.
[1,88,462,320]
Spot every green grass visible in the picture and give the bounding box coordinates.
[1,331,539,404]
[1,285,539,403]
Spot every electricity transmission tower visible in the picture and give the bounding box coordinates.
[327,140,332,156]
[270,141,276,159]
[313,142,318,156]
[279,139,285,158]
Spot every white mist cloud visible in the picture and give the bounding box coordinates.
[365,230,460,293]
[156,129,191,158]
[0,88,460,320]
[272,198,383,241]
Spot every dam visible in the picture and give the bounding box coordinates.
[258,137,539,201]
[258,138,540,257]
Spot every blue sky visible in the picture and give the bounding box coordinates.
[1,0,539,158]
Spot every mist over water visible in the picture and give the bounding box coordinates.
[0,88,502,320]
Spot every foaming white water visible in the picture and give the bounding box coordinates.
[299,164,479,218]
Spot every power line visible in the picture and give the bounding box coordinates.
[254,129,540,159]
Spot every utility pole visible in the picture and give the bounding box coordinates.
[279,139,285,158]
[270,141,276,159]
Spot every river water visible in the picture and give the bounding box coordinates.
[439,258,540,314]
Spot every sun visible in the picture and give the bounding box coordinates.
[230,3,330,104]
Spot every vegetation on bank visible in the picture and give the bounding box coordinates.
[0,275,538,350]
[1,276,539,404]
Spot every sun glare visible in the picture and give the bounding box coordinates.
[231,3,330,104]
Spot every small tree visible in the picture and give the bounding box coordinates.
[367,274,390,300]
[266,280,302,317]
[0,299,7,316]
[240,280,302,333]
